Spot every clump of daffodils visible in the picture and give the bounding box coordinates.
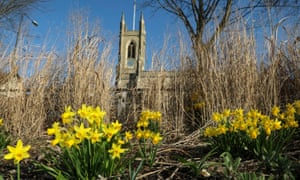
[47,105,127,159]
[204,101,299,139]
[136,110,163,145]
[135,110,163,167]
[45,105,163,178]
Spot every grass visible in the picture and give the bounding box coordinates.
[0,11,300,179]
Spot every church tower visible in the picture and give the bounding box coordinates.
[116,13,146,89]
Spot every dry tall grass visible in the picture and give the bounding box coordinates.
[0,12,113,141]
[139,21,300,137]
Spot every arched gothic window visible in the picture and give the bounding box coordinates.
[127,41,136,59]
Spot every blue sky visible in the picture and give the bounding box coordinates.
[27,0,179,66]
[18,0,296,72]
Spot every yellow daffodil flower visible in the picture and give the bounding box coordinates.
[223,109,231,118]
[272,119,282,130]
[217,124,227,135]
[247,127,259,139]
[111,120,122,132]
[212,112,222,122]
[151,132,163,145]
[124,131,133,142]
[135,128,143,140]
[286,103,296,116]
[108,143,127,159]
[140,110,161,122]
[143,129,152,139]
[63,133,79,148]
[90,129,102,144]
[265,127,271,136]
[61,106,76,124]
[293,100,300,114]
[74,123,91,141]
[137,119,149,128]
[4,140,31,164]
[89,106,106,126]
[117,139,125,145]
[47,122,61,135]
[78,104,92,121]
[51,132,63,146]
[271,106,280,117]
[204,127,216,137]
[103,124,119,142]
[234,108,244,116]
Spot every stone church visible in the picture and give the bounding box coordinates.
[114,13,174,121]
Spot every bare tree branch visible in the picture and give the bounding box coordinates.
[141,0,300,56]
[207,0,232,48]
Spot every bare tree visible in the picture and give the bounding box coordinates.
[142,0,300,61]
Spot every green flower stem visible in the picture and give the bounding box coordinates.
[17,163,20,180]
[149,145,157,167]
[109,158,115,177]
[88,140,92,176]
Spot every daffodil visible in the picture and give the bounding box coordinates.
[117,139,125,145]
[0,118,3,126]
[265,127,271,136]
[247,109,261,120]
[247,127,259,139]
[286,103,296,116]
[216,124,227,135]
[47,122,61,135]
[89,106,106,126]
[111,120,122,132]
[4,140,31,164]
[272,119,282,130]
[77,104,91,119]
[212,112,222,122]
[143,129,152,139]
[286,119,299,128]
[293,100,300,114]
[234,108,244,116]
[124,131,133,142]
[151,132,163,145]
[140,110,161,122]
[223,109,231,118]
[137,119,149,128]
[108,143,127,159]
[4,139,31,180]
[135,128,144,140]
[61,106,76,124]
[74,123,91,141]
[63,133,79,148]
[51,132,64,146]
[89,129,103,144]
[103,124,119,142]
[204,127,215,137]
[271,106,280,117]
